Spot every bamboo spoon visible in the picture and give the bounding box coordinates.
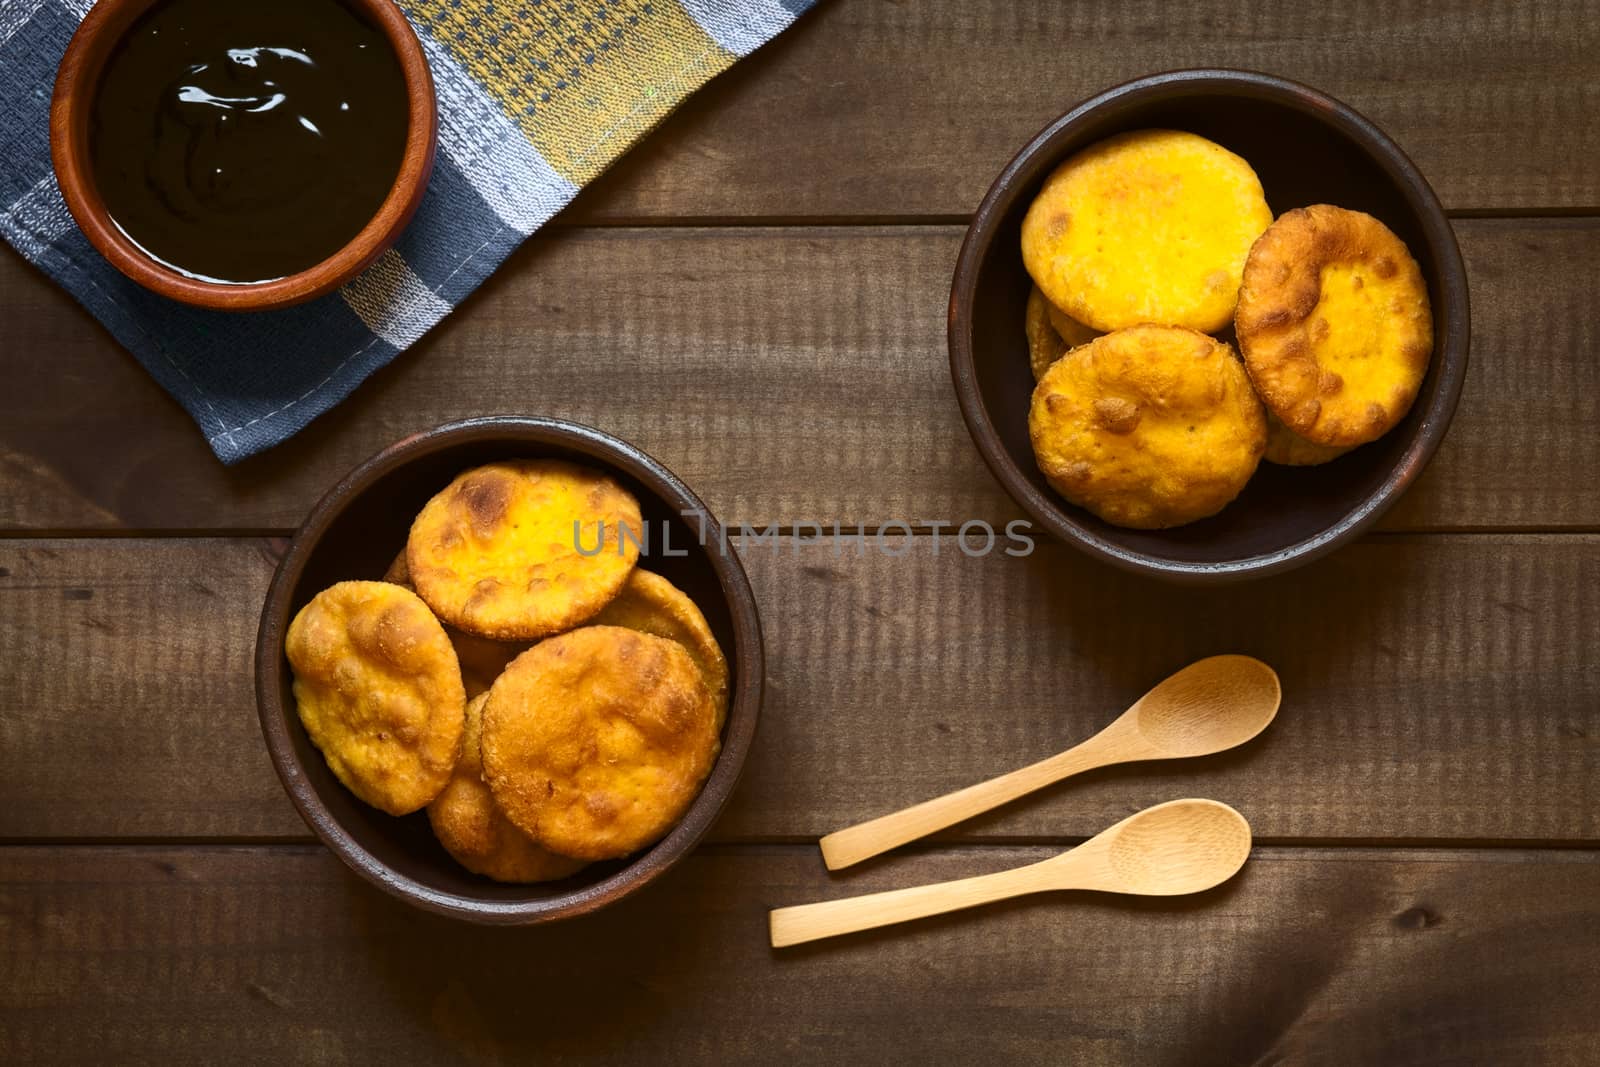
[772,798,1251,948]
[819,655,1279,870]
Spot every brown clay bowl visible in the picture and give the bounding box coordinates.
[51,0,437,312]
[255,417,764,923]
[949,69,1470,582]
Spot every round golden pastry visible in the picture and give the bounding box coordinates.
[285,581,466,815]
[1021,129,1272,333]
[1236,204,1433,447]
[1029,326,1267,529]
[1026,285,1099,383]
[592,569,730,730]
[407,460,643,641]
[1046,300,1100,351]
[383,549,527,698]
[1263,411,1355,467]
[481,626,718,861]
[427,694,589,883]
[381,547,412,587]
[1025,284,1070,382]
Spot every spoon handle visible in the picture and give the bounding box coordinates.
[770,857,1064,948]
[818,737,1120,870]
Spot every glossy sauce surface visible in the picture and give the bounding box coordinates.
[90,0,409,284]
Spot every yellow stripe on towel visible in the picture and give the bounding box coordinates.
[407,0,735,185]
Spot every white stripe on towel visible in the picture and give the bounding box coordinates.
[341,248,452,348]
[0,0,49,49]
[680,0,797,56]
[1,172,75,259]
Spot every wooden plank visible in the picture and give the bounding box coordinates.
[1,219,1596,531]
[566,0,1600,221]
[2,844,1598,1064]
[0,540,296,839]
[2,535,1595,844]
[0,225,1003,531]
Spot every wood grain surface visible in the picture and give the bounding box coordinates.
[3,845,1598,1065]
[4,535,1594,844]
[568,0,1600,220]
[2,219,1597,532]
[4,1,1598,1062]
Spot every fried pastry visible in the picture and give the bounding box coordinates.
[285,581,465,815]
[407,460,643,641]
[1029,326,1266,529]
[428,693,588,883]
[1046,300,1100,351]
[1026,285,1099,383]
[1236,204,1433,446]
[592,569,729,729]
[1263,411,1355,467]
[481,626,718,861]
[1025,284,1069,382]
[381,549,410,586]
[383,549,527,698]
[1021,129,1272,333]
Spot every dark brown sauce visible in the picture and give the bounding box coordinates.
[90,0,409,285]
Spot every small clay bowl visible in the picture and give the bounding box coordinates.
[51,0,437,312]
[255,417,764,923]
[949,69,1470,583]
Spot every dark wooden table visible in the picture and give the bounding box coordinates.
[4,2,1599,1063]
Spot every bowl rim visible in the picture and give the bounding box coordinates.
[254,416,765,924]
[948,67,1471,583]
[50,0,439,312]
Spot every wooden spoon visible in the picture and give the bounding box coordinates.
[772,798,1251,947]
[819,655,1279,870]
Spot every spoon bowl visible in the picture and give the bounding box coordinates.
[1127,654,1282,758]
[1092,798,1253,895]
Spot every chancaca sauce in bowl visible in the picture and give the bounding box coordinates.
[88,0,409,285]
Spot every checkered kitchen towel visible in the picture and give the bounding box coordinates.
[0,0,811,463]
